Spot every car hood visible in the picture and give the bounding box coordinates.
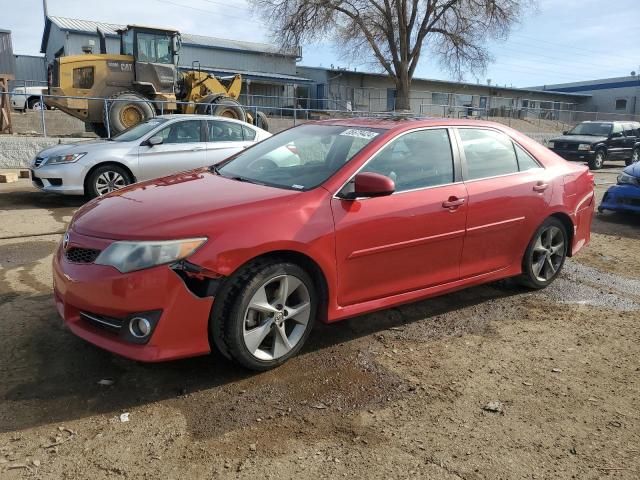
[622,162,640,178]
[550,135,607,144]
[71,169,302,240]
[38,139,126,157]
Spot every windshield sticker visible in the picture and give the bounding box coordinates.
[340,129,379,140]
[291,184,305,190]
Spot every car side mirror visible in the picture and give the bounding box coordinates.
[562,130,568,135]
[341,172,395,199]
[146,135,164,147]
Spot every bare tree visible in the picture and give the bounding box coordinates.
[252,0,529,110]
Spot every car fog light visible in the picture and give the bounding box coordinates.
[129,317,152,338]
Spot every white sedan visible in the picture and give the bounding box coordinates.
[30,115,271,198]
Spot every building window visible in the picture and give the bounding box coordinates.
[616,99,627,110]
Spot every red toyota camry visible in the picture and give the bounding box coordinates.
[53,118,595,370]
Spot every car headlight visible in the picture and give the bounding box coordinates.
[95,238,207,273]
[45,153,87,165]
[547,142,554,149]
[617,172,639,186]
[577,144,591,151]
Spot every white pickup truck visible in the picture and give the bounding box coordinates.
[10,86,48,111]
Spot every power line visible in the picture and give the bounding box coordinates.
[155,0,263,25]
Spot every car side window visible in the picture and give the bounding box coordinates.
[156,120,203,144]
[208,121,244,142]
[623,124,636,137]
[611,124,624,138]
[360,129,454,192]
[513,143,542,171]
[242,125,257,141]
[458,128,519,180]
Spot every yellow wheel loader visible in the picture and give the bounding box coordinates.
[46,25,268,136]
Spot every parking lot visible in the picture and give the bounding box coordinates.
[0,164,639,479]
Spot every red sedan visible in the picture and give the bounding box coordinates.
[53,118,595,370]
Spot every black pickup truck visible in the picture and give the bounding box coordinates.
[548,121,640,170]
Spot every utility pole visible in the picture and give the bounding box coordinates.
[43,0,48,19]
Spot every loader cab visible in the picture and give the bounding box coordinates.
[118,25,181,95]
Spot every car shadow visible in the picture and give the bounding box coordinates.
[0,281,526,434]
[592,211,640,240]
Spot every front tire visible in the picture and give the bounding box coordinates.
[86,164,132,198]
[217,261,317,371]
[588,149,605,170]
[517,217,568,289]
[105,92,155,135]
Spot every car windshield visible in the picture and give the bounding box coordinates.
[568,123,612,136]
[111,118,169,142]
[217,124,384,190]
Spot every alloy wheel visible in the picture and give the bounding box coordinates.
[531,225,565,282]
[242,274,311,361]
[594,151,604,169]
[95,171,127,196]
[633,149,639,163]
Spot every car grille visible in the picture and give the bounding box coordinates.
[33,157,46,168]
[65,247,101,264]
[554,142,579,151]
[618,197,640,207]
[80,311,123,333]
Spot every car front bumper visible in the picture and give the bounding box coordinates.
[599,184,640,214]
[31,163,88,195]
[550,149,595,162]
[52,230,214,362]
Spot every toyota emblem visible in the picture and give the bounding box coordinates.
[62,232,70,250]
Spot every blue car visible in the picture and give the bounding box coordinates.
[599,162,640,214]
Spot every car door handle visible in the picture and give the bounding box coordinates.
[191,146,205,151]
[533,181,549,192]
[442,196,465,209]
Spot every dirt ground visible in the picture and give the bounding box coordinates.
[0,163,638,479]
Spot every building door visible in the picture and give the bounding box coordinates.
[386,88,397,111]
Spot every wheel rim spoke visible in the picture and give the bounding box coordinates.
[273,324,293,357]
[287,301,311,325]
[244,319,274,354]
[248,286,278,314]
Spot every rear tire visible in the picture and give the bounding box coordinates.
[588,149,605,170]
[105,92,155,135]
[27,97,46,110]
[196,97,246,122]
[255,111,269,131]
[517,217,568,289]
[215,261,317,371]
[90,123,109,138]
[625,147,639,166]
[86,164,133,198]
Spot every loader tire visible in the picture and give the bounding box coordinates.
[255,111,269,131]
[105,92,155,135]
[196,97,246,122]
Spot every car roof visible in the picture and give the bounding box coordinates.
[309,116,519,133]
[155,114,260,127]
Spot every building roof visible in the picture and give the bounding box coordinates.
[530,75,640,93]
[298,66,592,99]
[41,15,299,57]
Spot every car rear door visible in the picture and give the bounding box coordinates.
[454,127,553,278]
[608,124,626,160]
[138,119,208,180]
[331,128,468,307]
[206,120,253,165]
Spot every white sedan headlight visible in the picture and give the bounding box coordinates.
[577,144,591,151]
[95,238,207,273]
[46,153,87,165]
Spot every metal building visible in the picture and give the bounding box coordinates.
[0,29,17,77]
[40,15,311,108]
[534,76,640,118]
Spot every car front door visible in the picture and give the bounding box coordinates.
[608,124,626,160]
[331,128,468,307]
[455,127,552,278]
[138,119,207,180]
[206,120,253,165]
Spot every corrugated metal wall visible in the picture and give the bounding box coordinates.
[0,30,17,76]
[12,56,47,87]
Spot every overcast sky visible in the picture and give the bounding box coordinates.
[4,0,640,88]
